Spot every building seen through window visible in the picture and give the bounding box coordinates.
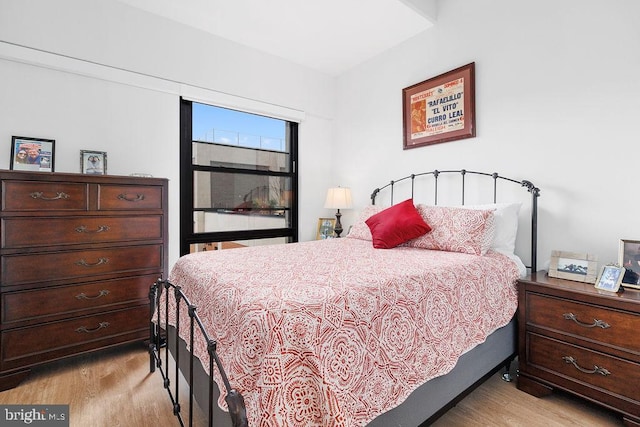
[180,100,298,255]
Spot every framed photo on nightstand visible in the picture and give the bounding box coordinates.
[594,265,625,293]
[619,239,640,290]
[548,250,598,283]
[316,218,336,240]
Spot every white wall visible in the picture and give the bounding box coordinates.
[2,0,639,273]
[0,0,336,267]
[333,0,640,270]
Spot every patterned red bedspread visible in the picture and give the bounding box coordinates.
[166,237,520,426]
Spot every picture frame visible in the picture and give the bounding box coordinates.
[594,265,625,293]
[316,217,336,240]
[10,136,55,172]
[402,62,476,150]
[618,239,640,290]
[80,150,107,175]
[548,250,599,283]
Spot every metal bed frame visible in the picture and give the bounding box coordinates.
[149,169,540,427]
[149,280,248,427]
[371,169,540,271]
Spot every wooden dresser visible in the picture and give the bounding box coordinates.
[0,170,168,391]
[517,272,640,426]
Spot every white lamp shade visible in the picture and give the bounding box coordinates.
[324,187,352,209]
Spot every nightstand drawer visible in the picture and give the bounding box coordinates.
[527,332,640,404]
[1,215,164,248]
[527,292,640,354]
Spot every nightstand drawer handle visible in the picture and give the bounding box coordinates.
[75,257,109,267]
[76,225,110,233]
[117,193,145,202]
[563,313,610,329]
[75,322,110,334]
[29,191,70,201]
[76,290,110,300]
[562,356,611,376]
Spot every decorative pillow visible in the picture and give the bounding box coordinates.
[365,199,432,249]
[409,205,495,255]
[346,205,386,241]
[464,203,521,255]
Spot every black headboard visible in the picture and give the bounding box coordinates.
[370,169,540,272]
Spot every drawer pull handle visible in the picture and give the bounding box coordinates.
[117,193,145,202]
[29,191,70,201]
[76,322,110,334]
[76,290,110,300]
[75,257,109,267]
[563,312,610,329]
[562,356,611,376]
[76,225,110,233]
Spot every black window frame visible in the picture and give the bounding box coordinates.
[179,97,298,256]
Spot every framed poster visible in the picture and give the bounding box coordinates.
[80,150,107,175]
[10,136,55,172]
[402,62,476,149]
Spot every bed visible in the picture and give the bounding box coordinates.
[150,169,540,427]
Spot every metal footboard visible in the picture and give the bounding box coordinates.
[149,278,248,427]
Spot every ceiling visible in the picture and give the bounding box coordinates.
[114,0,436,76]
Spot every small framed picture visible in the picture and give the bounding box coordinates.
[80,150,107,175]
[548,250,598,283]
[618,239,640,290]
[594,265,625,293]
[316,217,336,240]
[10,136,55,172]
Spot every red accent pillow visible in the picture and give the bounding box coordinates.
[365,199,431,249]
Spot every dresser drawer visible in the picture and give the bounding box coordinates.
[1,216,163,248]
[527,332,640,405]
[1,274,156,325]
[0,306,148,370]
[98,184,163,210]
[526,292,640,354]
[1,245,162,286]
[2,181,88,211]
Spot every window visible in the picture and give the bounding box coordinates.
[179,99,298,256]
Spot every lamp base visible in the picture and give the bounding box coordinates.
[334,209,343,238]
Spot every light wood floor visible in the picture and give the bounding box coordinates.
[0,343,625,426]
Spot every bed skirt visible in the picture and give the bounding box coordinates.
[165,318,516,427]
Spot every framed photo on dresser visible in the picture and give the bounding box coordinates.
[80,150,107,175]
[10,136,55,172]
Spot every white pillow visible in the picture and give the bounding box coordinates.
[346,205,386,241]
[462,202,521,255]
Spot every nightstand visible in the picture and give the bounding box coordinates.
[517,271,640,427]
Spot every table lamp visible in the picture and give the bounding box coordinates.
[324,187,352,238]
